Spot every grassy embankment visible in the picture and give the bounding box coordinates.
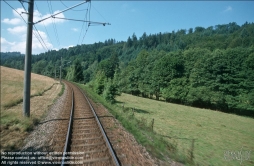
[77,83,254,166]
[0,66,62,151]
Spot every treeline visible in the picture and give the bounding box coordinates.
[118,48,254,116]
[1,22,254,117]
[1,52,24,69]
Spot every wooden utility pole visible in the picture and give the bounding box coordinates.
[23,0,34,117]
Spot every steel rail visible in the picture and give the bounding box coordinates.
[61,85,74,166]
[77,84,121,166]
[61,81,120,166]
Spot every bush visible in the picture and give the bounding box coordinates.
[103,80,119,103]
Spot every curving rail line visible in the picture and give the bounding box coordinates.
[58,81,120,166]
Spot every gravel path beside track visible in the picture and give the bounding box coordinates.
[22,83,69,152]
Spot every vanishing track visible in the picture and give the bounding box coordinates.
[50,81,120,166]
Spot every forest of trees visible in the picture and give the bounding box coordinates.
[1,22,254,117]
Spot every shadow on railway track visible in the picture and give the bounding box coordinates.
[98,115,115,118]
[39,118,68,124]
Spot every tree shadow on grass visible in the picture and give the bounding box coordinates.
[115,100,124,104]
[135,108,150,114]
[123,107,150,114]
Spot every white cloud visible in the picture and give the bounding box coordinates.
[1,30,54,54]
[1,37,16,52]
[1,7,66,54]
[2,8,65,27]
[1,37,15,52]
[62,45,74,49]
[224,6,232,12]
[7,26,27,34]
[72,28,78,32]
[2,18,22,25]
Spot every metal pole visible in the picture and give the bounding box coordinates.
[60,57,62,83]
[54,65,56,79]
[23,0,34,117]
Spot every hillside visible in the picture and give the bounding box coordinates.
[1,22,254,117]
[1,66,57,110]
[0,66,61,151]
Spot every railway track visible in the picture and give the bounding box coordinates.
[50,81,120,165]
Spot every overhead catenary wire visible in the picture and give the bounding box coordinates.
[60,0,87,11]
[33,25,49,51]
[35,2,53,49]
[77,2,89,45]
[34,0,91,25]
[32,27,48,52]
[4,0,110,52]
[26,1,50,52]
[49,0,60,46]
[3,0,27,24]
[58,0,94,45]
[18,0,27,12]
[52,16,110,26]
[91,3,108,23]
[47,0,60,46]
[80,1,91,45]
[81,26,90,45]
[3,0,48,53]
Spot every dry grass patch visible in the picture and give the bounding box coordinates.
[116,93,254,166]
[0,66,62,151]
[1,66,56,110]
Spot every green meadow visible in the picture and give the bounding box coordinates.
[116,93,254,166]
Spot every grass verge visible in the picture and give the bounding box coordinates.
[75,83,190,164]
[58,82,65,97]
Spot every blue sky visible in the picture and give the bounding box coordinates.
[1,1,254,54]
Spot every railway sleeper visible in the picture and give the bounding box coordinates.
[71,139,105,146]
[72,125,97,130]
[71,143,106,149]
[73,115,94,119]
[71,136,102,141]
[73,120,95,124]
[71,133,102,137]
[72,128,100,133]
